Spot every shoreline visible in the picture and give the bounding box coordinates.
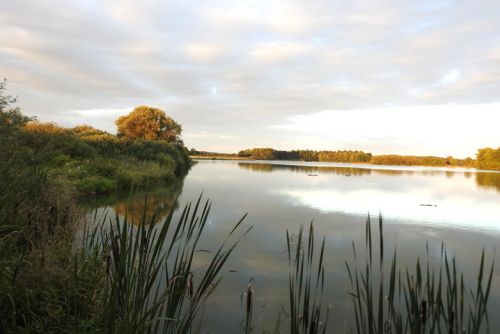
[191,156,500,173]
[190,155,249,160]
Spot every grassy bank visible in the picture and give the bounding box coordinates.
[20,122,191,195]
[1,82,191,196]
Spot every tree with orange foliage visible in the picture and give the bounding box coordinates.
[115,106,182,142]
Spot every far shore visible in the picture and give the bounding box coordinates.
[190,156,500,172]
[190,155,249,160]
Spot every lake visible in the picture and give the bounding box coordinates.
[83,159,500,332]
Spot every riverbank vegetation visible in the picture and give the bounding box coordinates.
[1,85,190,196]
[26,124,189,194]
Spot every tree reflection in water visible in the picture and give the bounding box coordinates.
[80,179,184,225]
[238,162,500,191]
[476,172,500,192]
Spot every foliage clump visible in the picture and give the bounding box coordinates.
[115,105,182,142]
[477,147,500,171]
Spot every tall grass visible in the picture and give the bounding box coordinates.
[345,214,495,334]
[0,158,102,333]
[286,222,330,334]
[82,195,251,333]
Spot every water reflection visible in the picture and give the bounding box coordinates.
[80,178,184,225]
[238,162,371,176]
[476,172,500,192]
[89,160,500,332]
[238,161,500,191]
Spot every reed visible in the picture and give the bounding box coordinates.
[81,194,251,333]
[345,214,495,334]
[286,222,330,334]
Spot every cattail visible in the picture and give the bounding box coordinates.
[449,311,454,334]
[106,254,111,277]
[246,278,254,315]
[241,278,254,334]
[186,273,194,299]
[309,320,316,334]
[420,300,427,325]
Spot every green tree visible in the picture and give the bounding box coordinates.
[115,106,182,142]
[0,79,32,131]
[1,80,34,162]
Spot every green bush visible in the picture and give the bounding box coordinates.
[50,153,72,166]
[88,158,118,178]
[75,175,117,194]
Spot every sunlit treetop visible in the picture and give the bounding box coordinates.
[115,106,182,142]
[23,121,68,135]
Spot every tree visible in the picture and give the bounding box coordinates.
[477,147,500,171]
[0,79,32,131]
[115,106,182,142]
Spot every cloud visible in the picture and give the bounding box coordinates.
[185,43,224,62]
[250,41,309,63]
[198,1,320,34]
[1,0,499,154]
[441,70,461,84]
[271,103,500,157]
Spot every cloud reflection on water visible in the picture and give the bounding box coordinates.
[238,161,500,233]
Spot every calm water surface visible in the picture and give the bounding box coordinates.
[84,160,500,332]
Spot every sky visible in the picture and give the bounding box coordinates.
[1,0,499,157]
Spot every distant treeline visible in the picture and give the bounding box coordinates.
[238,148,372,162]
[370,155,475,167]
[234,147,500,170]
[189,148,238,157]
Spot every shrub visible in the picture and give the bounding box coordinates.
[75,176,117,194]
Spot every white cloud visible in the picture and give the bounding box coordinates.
[441,70,461,84]
[51,107,133,133]
[250,41,309,63]
[185,43,224,62]
[199,1,319,34]
[272,103,500,157]
[72,107,131,118]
